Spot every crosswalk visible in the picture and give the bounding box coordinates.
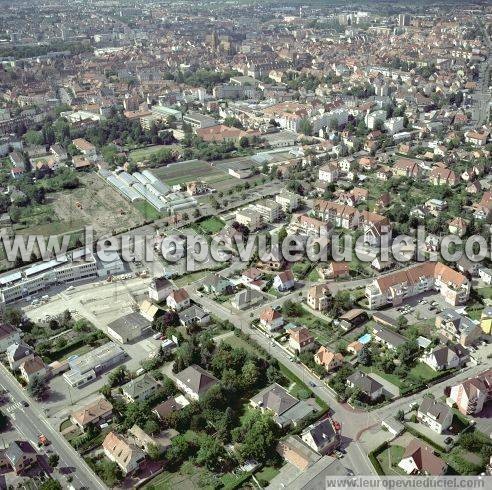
[3,400,24,414]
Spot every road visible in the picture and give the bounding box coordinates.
[185,276,376,475]
[0,363,106,490]
[184,269,492,475]
[470,24,491,126]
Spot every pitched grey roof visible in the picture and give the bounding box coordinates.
[5,441,36,465]
[302,418,337,448]
[175,364,218,396]
[251,383,299,415]
[178,305,208,323]
[7,342,34,361]
[373,325,407,348]
[347,371,383,395]
[418,396,452,423]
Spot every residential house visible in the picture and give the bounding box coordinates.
[449,369,492,415]
[456,256,481,277]
[6,342,35,370]
[166,288,190,311]
[19,356,47,384]
[436,309,481,347]
[0,324,21,352]
[321,262,350,280]
[202,274,232,295]
[259,307,284,332]
[276,435,322,471]
[448,217,467,237]
[346,371,384,401]
[464,129,489,146]
[122,374,159,403]
[430,166,458,186]
[398,439,447,475]
[480,307,492,335]
[72,138,97,156]
[372,325,407,350]
[242,267,262,284]
[232,288,263,310]
[153,395,190,421]
[478,267,492,285]
[392,158,421,178]
[301,418,341,455]
[287,327,315,353]
[3,441,38,474]
[250,383,316,428]
[148,277,173,302]
[102,432,146,475]
[273,270,295,292]
[314,347,343,372]
[318,163,339,183]
[175,364,218,401]
[71,397,113,431]
[417,396,453,434]
[178,305,210,327]
[307,284,331,311]
[423,344,469,371]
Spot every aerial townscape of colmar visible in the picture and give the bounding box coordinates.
[1,1,492,489]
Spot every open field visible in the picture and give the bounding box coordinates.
[150,160,229,186]
[128,144,179,163]
[14,173,145,237]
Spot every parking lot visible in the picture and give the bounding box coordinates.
[23,276,151,332]
[378,291,451,329]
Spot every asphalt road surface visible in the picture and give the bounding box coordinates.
[0,363,106,490]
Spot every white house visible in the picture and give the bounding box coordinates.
[166,288,190,311]
[417,396,453,434]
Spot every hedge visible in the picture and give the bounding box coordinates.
[405,425,447,453]
[368,441,388,475]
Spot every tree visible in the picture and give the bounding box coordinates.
[223,116,244,129]
[216,407,236,443]
[166,435,192,467]
[358,346,372,366]
[107,365,129,387]
[144,419,160,436]
[48,454,60,468]
[40,479,62,490]
[0,409,8,431]
[27,376,48,400]
[299,118,313,136]
[147,442,162,461]
[236,413,278,463]
[196,434,226,470]
[396,409,405,422]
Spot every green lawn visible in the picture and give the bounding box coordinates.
[409,362,441,381]
[308,268,321,281]
[128,144,177,163]
[255,466,280,483]
[377,445,406,475]
[173,270,209,287]
[134,200,163,220]
[223,334,266,358]
[196,216,225,234]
